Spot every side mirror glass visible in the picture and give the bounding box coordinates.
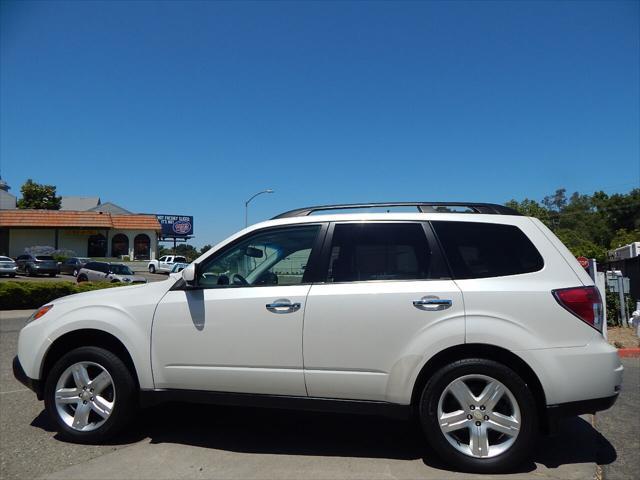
[182,263,196,283]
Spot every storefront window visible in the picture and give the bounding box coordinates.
[134,234,150,260]
[88,234,107,257]
[111,234,129,258]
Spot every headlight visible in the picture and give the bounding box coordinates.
[27,305,53,323]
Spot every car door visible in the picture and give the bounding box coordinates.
[15,255,25,272]
[152,223,327,396]
[303,221,465,403]
[162,256,173,272]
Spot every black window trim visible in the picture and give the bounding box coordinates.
[313,220,452,285]
[175,222,329,290]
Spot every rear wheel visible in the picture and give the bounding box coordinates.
[44,346,136,443]
[419,358,537,473]
[77,274,88,283]
[26,266,34,277]
[73,269,79,277]
[148,265,155,273]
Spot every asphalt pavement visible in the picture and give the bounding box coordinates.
[0,312,636,480]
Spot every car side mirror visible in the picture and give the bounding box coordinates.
[182,263,196,284]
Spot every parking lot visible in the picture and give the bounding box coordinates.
[0,262,169,285]
[0,310,637,480]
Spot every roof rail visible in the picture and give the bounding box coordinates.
[272,202,521,219]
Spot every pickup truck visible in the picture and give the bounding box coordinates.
[147,255,188,273]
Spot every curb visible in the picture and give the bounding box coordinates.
[617,348,640,358]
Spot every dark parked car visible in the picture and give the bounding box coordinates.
[15,254,58,277]
[59,257,92,277]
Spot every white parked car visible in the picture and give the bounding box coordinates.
[13,202,622,473]
[76,262,147,284]
[0,255,17,277]
[147,255,188,274]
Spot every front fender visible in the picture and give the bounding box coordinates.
[17,281,172,388]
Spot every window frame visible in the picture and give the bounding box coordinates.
[314,221,451,284]
[181,222,329,290]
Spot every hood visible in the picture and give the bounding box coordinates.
[51,277,176,306]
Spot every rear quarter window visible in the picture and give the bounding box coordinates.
[432,221,544,279]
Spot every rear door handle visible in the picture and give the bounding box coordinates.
[266,300,301,314]
[413,296,452,311]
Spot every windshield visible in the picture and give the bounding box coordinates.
[78,258,91,262]
[0,256,13,262]
[36,256,55,261]
[109,264,134,275]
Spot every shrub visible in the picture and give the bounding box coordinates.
[606,291,637,327]
[0,281,124,310]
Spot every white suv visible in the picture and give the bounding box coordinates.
[13,202,623,473]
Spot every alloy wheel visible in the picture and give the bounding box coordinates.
[437,374,521,459]
[54,361,115,432]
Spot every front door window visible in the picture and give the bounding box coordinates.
[198,225,321,288]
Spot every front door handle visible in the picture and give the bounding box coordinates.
[413,296,452,311]
[266,300,301,314]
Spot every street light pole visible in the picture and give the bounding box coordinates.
[245,189,274,227]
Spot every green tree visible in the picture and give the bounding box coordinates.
[16,179,61,210]
[505,198,551,226]
[609,228,640,249]
[174,243,200,261]
[200,244,213,255]
[554,228,608,262]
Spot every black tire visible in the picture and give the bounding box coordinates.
[148,265,155,273]
[73,269,79,277]
[77,274,88,283]
[419,358,537,473]
[44,346,136,443]
[26,266,34,277]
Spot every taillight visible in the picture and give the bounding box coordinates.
[552,286,604,332]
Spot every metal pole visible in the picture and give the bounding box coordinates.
[244,189,274,228]
[617,275,628,328]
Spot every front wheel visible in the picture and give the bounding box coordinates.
[419,358,537,473]
[44,346,136,443]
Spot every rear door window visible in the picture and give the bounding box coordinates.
[431,221,544,279]
[324,223,446,282]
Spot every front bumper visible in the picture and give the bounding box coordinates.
[12,356,43,400]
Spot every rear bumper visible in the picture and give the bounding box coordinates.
[545,393,619,433]
[547,393,619,419]
[12,356,43,400]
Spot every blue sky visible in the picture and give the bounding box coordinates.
[1,0,638,247]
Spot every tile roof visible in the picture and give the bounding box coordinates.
[0,210,161,230]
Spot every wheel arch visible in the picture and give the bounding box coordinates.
[41,329,139,391]
[410,343,548,430]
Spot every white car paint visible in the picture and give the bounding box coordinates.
[17,211,622,411]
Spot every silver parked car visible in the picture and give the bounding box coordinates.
[0,256,17,277]
[77,261,147,284]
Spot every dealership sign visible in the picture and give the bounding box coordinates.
[156,215,194,237]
